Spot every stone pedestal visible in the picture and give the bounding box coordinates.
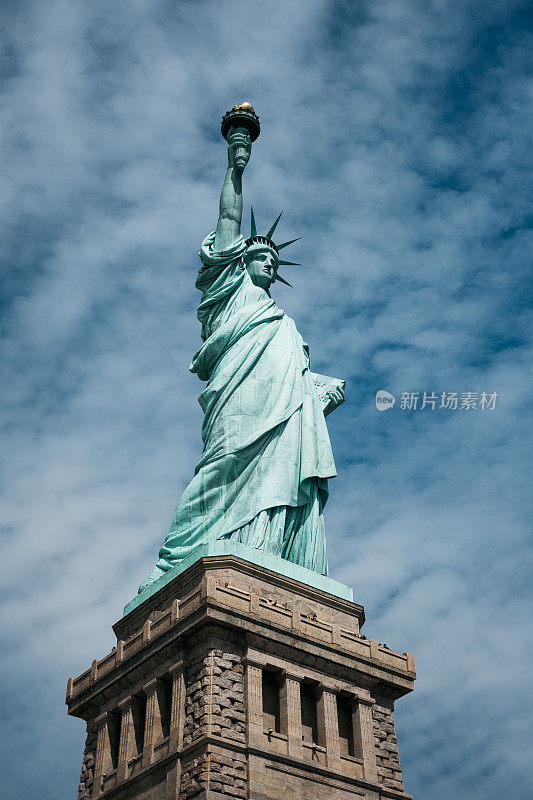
[67,551,415,799]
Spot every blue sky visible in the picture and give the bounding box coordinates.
[1,1,532,798]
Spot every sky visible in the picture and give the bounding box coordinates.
[1,0,532,797]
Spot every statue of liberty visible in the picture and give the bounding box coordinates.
[139,103,345,594]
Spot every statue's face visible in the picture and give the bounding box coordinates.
[245,246,279,291]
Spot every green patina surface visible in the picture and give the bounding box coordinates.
[138,107,346,597]
[125,540,353,616]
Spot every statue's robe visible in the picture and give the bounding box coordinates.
[154,233,336,576]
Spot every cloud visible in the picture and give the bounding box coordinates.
[1,0,531,798]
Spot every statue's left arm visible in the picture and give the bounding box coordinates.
[214,127,251,251]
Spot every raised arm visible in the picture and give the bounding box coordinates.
[214,127,251,251]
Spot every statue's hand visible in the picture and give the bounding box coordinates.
[324,382,346,416]
[227,126,251,173]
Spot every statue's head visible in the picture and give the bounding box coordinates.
[243,208,301,291]
[244,243,279,291]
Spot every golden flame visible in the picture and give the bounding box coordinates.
[232,101,255,112]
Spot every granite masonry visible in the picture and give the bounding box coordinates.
[67,553,415,799]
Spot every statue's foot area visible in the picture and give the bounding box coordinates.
[138,566,166,594]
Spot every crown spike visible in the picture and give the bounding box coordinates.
[277,237,301,250]
[275,274,292,287]
[266,211,283,240]
[278,259,301,266]
[250,207,258,238]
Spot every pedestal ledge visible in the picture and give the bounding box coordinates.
[124,539,355,617]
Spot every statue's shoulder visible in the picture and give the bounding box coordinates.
[200,232,246,265]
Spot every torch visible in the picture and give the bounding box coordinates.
[221,102,260,168]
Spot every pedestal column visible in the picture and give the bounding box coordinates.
[354,695,378,782]
[142,679,159,768]
[92,712,110,797]
[169,661,185,751]
[164,663,184,800]
[116,697,134,783]
[280,674,303,759]
[244,660,263,747]
[317,687,341,769]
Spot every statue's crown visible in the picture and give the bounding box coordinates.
[244,208,301,287]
